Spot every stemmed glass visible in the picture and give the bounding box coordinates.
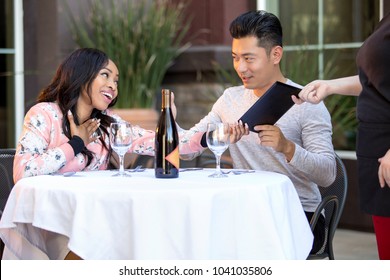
[206,122,230,178]
[109,122,133,177]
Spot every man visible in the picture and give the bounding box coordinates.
[182,10,336,253]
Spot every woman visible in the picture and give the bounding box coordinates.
[13,48,209,182]
[295,12,390,259]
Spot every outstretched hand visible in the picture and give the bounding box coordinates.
[67,110,101,145]
[292,80,331,105]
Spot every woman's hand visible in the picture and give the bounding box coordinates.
[171,91,177,119]
[293,76,361,105]
[67,110,100,145]
[229,121,249,144]
[378,149,390,188]
[292,80,332,105]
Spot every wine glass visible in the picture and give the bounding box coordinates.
[206,122,230,178]
[110,122,133,177]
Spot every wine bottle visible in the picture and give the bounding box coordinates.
[155,89,179,178]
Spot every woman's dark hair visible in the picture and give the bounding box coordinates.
[229,10,283,55]
[37,48,117,165]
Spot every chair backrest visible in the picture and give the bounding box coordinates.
[196,150,233,169]
[308,153,348,259]
[320,154,348,233]
[0,148,16,213]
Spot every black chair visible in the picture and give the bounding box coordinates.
[131,154,154,168]
[196,150,233,169]
[307,154,348,260]
[109,153,154,170]
[0,148,16,259]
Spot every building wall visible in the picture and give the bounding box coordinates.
[17,0,390,232]
[23,0,389,125]
[23,0,255,129]
[23,0,59,111]
[19,0,390,140]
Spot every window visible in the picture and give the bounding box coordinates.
[275,0,381,150]
[278,0,380,81]
[0,0,14,148]
[0,0,23,148]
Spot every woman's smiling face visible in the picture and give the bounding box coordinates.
[79,59,119,113]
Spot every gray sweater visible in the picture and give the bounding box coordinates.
[184,80,336,212]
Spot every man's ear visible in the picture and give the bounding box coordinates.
[271,46,283,64]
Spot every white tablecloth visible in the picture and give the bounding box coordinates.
[0,169,313,260]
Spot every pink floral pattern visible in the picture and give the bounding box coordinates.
[14,102,205,182]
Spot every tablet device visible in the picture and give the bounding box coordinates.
[238,81,301,132]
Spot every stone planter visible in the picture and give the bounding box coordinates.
[110,108,159,169]
[111,108,159,131]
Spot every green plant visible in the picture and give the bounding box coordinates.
[323,94,357,149]
[282,49,358,150]
[64,0,191,108]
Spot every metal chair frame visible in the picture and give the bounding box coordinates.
[0,148,16,259]
[307,154,348,260]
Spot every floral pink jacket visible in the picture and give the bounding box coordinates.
[13,102,205,182]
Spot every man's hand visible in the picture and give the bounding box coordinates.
[254,124,295,161]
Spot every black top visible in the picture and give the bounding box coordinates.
[357,13,390,125]
[355,12,390,216]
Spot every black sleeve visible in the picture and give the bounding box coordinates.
[68,135,85,155]
[200,132,207,148]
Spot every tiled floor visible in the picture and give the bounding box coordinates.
[333,228,379,260]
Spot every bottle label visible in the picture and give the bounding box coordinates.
[165,146,180,169]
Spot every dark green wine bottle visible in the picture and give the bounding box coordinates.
[155,89,179,178]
